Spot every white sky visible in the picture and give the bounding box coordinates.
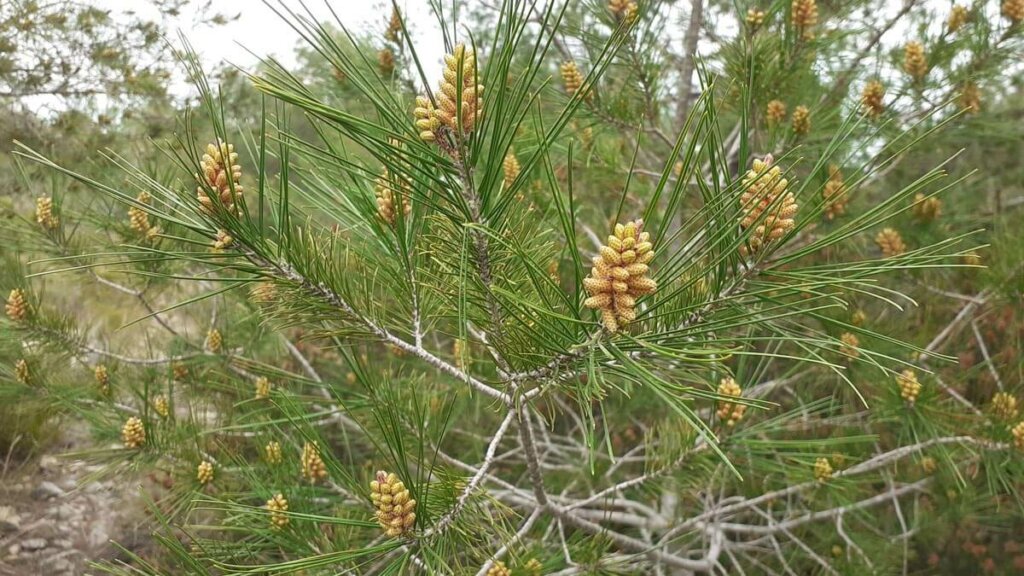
[101,0,446,96]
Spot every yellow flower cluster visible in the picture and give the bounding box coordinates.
[197,460,215,485]
[249,281,277,305]
[6,288,27,322]
[875,228,907,257]
[206,328,223,353]
[173,362,189,381]
[255,376,271,400]
[503,150,521,186]
[413,96,441,142]
[152,394,170,419]
[912,193,941,222]
[370,470,417,537]
[897,369,922,404]
[14,359,29,385]
[716,377,747,427]
[903,42,928,81]
[582,220,657,333]
[1004,0,1024,24]
[301,441,328,483]
[791,105,811,135]
[266,493,289,528]
[792,0,818,40]
[991,392,1019,422]
[814,457,833,481]
[36,196,59,230]
[122,416,146,449]
[265,440,283,464]
[197,141,244,214]
[861,80,885,119]
[524,558,543,575]
[738,155,798,255]
[374,169,412,226]
[948,5,969,32]
[766,100,787,125]
[920,456,937,474]
[823,165,847,221]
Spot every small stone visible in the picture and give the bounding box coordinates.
[0,506,19,533]
[20,538,47,551]
[38,455,58,470]
[53,504,77,521]
[32,481,64,500]
[8,543,20,556]
[53,538,72,549]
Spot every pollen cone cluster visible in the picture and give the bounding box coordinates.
[903,42,928,81]
[839,332,860,358]
[385,7,402,42]
[370,470,417,537]
[792,0,818,40]
[738,155,798,255]
[1004,0,1024,24]
[374,169,411,225]
[36,196,59,230]
[814,457,833,481]
[378,48,395,76]
[434,44,483,135]
[486,562,511,576]
[560,61,587,99]
[716,377,747,427]
[524,558,543,575]
[152,395,169,419]
[791,105,811,135]
[301,441,328,483]
[582,220,657,333]
[609,0,638,22]
[250,282,277,305]
[912,193,941,221]
[959,82,981,114]
[265,440,283,464]
[1012,421,1024,450]
[413,96,441,142]
[197,460,215,485]
[197,141,244,214]
[205,328,223,353]
[746,9,766,28]
[212,229,233,251]
[94,364,109,394]
[502,150,521,185]
[861,80,885,119]
[991,392,1019,422]
[6,288,28,322]
[122,416,145,449]
[255,376,271,400]
[823,165,847,220]
[266,493,289,528]
[875,228,906,257]
[128,191,159,240]
[948,5,969,32]
[766,100,787,125]
[14,359,29,385]
[897,369,922,404]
